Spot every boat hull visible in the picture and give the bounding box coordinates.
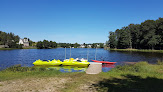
[33,59,62,66]
[92,60,116,64]
[62,59,89,66]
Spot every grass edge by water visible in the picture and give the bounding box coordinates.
[107,48,163,53]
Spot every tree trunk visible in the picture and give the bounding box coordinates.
[152,45,154,50]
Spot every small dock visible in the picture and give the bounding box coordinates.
[86,62,102,74]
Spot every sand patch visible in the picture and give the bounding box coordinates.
[0,77,69,92]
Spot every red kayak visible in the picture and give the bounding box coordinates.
[92,60,117,64]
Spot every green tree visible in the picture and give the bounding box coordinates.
[53,41,57,48]
[28,38,33,46]
[43,40,50,49]
[0,32,7,45]
[109,17,163,50]
[140,20,160,49]
[74,42,80,48]
[14,35,20,43]
[99,43,104,48]
[109,32,117,48]
[49,41,54,48]
[49,41,57,48]
[156,18,163,49]
[36,41,43,49]
[128,24,142,49]
[116,28,131,49]
[91,43,97,48]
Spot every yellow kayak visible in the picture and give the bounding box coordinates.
[33,59,62,66]
[62,58,90,67]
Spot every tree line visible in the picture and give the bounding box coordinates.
[0,31,22,48]
[0,31,104,49]
[36,40,57,49]
[36,41,81,49]
[57,43,80,48]
[57,43,104,48]
[36,41,104,49]
[108,17,163,50]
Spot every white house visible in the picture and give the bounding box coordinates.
[96,44,100,48]
[87,45,92,48]
[19,38,29,47]
[79,44,85,48]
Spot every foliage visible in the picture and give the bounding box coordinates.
[0,31,22,48]
[109,32,117,48]
[36,40,57,49]
[74,42,80,48]
[91,43,96,48]
[57,43,71,48]
[36,41,43,49]
[157,59,163,65]
[99,43,104,48]
[108,18,163,50]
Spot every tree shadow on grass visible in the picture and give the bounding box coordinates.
[91,74,163,92]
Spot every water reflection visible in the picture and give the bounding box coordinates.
[34,64,116,73]
[34,66,88,73]
[102,64,115,72]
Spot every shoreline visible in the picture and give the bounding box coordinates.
[0,47,37,50]
[0,47,102,50]
[106,48,163,53]
[1,47,163,54]
[0,48,19,50]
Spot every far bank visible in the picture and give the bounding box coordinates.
[105,47,163,53]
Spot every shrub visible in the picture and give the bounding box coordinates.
[39,67,46,71]
[157,59,163,65]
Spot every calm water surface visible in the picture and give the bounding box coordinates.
[0,48,163,72]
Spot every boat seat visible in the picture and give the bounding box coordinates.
[43,60,48,61]
[77,60,82,62]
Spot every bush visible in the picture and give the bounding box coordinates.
[113,62,150,73]
[157,59,163,65]
[39,67,46,71]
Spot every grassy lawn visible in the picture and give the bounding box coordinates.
[22,47,37,49]
[0,62,163,92]
[108,48,163,53]
[0,47,37,50]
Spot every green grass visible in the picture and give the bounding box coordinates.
[61,62,163,92]
[0,65,64,81]
[0,47,37,50]
[91,61,163,92]
[108,48,163,53]
[0,62,163,92]
[22,47,37,49]
[157,59,163,65]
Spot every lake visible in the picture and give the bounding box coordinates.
[0,48,163,72]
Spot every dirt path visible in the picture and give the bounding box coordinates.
[0,73,100,92]
[0,77,69,92]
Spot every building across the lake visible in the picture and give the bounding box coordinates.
[87,45,92,48]
[18,38,29,47]
[79,44,85,48]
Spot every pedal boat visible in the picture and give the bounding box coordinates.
[62,58,89,67]
[33,59,62,66]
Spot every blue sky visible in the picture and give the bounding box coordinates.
[0,0,163,43]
